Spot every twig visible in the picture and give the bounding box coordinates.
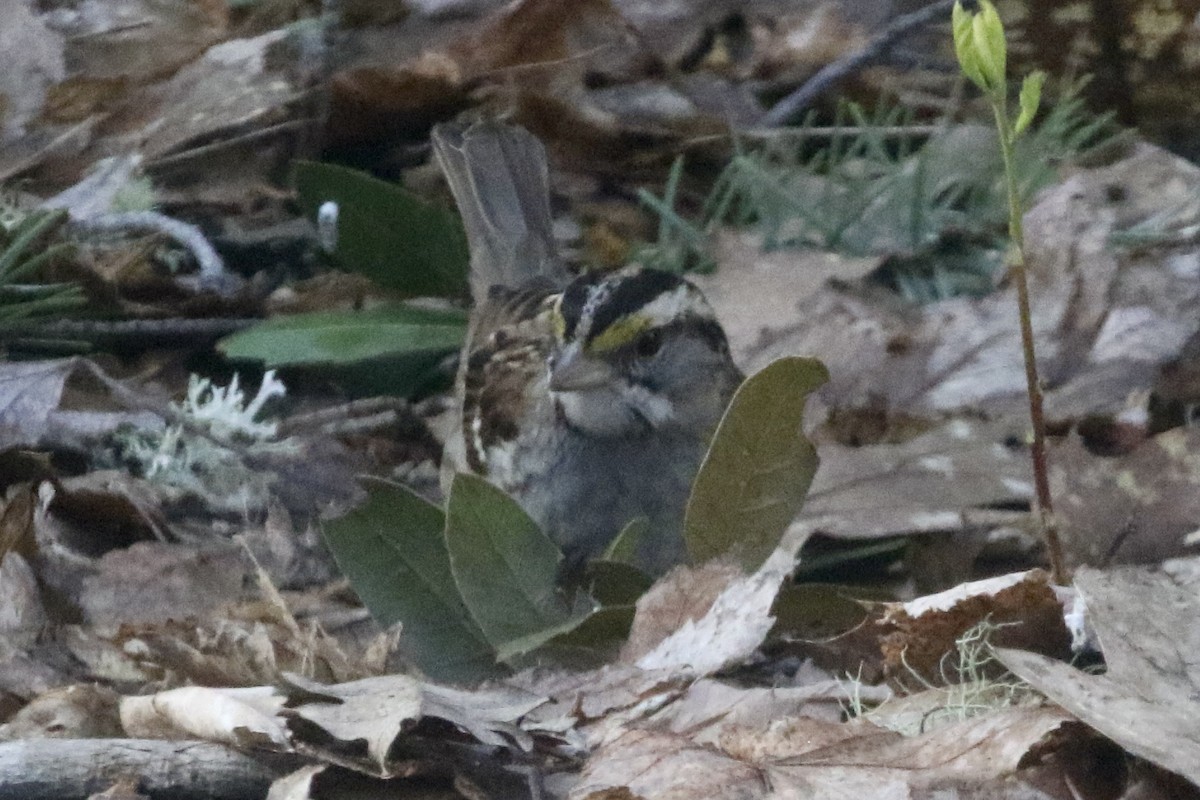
[144,118,315,172]
[762,0,958,126]
[278,396,418,438]
[73,211,243,296]
[683,123,943,147]
[0,317,259,343]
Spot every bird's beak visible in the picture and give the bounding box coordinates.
[549,344,612,392]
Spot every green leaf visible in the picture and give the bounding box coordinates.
[684,357,829,571]
[583,559,653,607]
[602,517,649,565]
[218,306,466,393]
[951,2,986,91]
[973,0,1007,92]
[526,605,636,669]
[444,474,593,659]
[293,161,469,297]
[322,479,497,683]
[1014,71,1046,137]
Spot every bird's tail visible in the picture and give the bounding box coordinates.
[431,121,565,303]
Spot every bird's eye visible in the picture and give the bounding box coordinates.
[635,329,663,358]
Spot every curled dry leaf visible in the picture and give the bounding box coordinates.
[119,685,289,750]
[633,546,800,676]
[281,672,544,774]
[996,566,1200,785]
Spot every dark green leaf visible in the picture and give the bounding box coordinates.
[218,306,466,367]
[583,559,653,607]
[602,517,648,565]
[769,583,873,642]
[684,357,828,571]
[293,161,469,297]
[322,478,496,683]
[525,605,636,669]
[444,474,592,659]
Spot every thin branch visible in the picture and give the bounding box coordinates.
[0,317,259,343]
[73,211,243,295]
[762,0,958,126]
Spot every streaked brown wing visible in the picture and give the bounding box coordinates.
[456,284,557,475]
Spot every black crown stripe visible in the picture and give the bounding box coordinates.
[584,269,684,342]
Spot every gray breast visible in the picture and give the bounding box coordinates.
[516,427,706,575]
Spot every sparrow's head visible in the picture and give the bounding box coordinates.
[547,268,741,438]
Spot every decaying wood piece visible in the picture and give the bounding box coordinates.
[0,739,276,800]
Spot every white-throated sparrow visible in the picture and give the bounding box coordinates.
[432,121,743,575]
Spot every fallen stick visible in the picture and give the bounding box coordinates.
[0,738,276,800]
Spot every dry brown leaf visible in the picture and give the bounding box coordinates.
[119,685,289,749]
[0,2,65,141]
[327,55,468,149]
[649,675,870,744]
[0,553,45,649]
[113,586,378,687]
[1052,428,1200,567]
[76,541,248,627]
[996,566,1200,786]
[54,0,226,86]
[282,673,424,773]
[632,546,799,676]
[0,360,77,449]
[137,30,300,160]
[452,0,645,88]
[0,484,37,563]
[573,729,764,800]
[0,684,121,741]
[574,706,1075,800]
[419,680,545,750]
[695,232,882,368]
[619,559,743,665]
[795,418,1033,543]
[515,664,688,748]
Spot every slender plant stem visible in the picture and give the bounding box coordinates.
[992,102,1067,585]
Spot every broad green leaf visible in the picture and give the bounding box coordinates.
[684,357,829,571]
[769,583,874,642]
[493,594,596,662]
[322,479,496,683]
[293,161,469,297]
[219,306,466,392]
[602,517,649,565]
[525,605,637,669]
[1014,71,1046,137]
[583,559,653,607]
[444,474,592,658]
